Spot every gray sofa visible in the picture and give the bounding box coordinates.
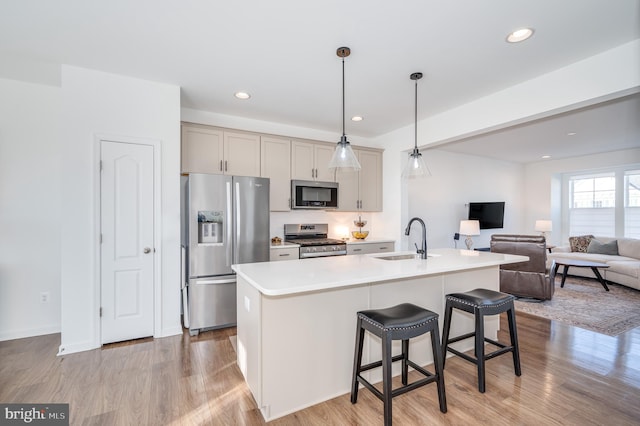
[546,236,640,291]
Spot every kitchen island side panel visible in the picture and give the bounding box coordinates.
[260,284,370,421]
[236,276,263,408]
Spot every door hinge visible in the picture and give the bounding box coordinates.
[100,234,103,244]
[99,307,103,317]
[100,160,103,171]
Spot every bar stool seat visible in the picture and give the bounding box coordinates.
[441,288,521,393]
[351,303,447,426]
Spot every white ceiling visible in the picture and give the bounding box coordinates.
[1,0,639,162]
[437,92,640,163]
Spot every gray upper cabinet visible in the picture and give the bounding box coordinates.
[291,140,335,182]
[181,123,260,177]
[336,148,382,212]
[181,123,383,212]
[261,136,291,211]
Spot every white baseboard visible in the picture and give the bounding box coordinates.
[57,339,100,356]
[0,324,61,342]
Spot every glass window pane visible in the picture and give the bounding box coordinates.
[594,177,615,191]
[626,172,640,208]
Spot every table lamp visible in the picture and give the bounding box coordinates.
[459,220,480,250]
[535,220,552,239]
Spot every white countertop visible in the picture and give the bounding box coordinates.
[233,248,527,296]
[270,242,300,249]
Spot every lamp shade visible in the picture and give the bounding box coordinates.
[328,136,361,171]
[402,149,431,178]
[535,220,552,232]
[459,220,480,236]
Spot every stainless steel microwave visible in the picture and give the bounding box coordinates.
[291,180,339,209]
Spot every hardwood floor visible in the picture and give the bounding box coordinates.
[1,313,639,425]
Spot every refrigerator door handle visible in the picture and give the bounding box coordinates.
[180,245,187,290]
[181,244,189,328]
[226,180,233,266]
[194,278,236,285]
[234,181,240,264]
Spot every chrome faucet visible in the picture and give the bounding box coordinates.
[405,217,427,259]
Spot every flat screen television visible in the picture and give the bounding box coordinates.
[468,202,505,229]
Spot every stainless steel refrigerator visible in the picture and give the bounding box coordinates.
[181,173,270,335]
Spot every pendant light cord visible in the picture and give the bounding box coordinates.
[342,56,346,138]
[414,77,418,150]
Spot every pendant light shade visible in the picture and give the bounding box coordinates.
[329,46,361,172]
[402,72,431,179]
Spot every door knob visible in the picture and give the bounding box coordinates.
[143,247,151,254]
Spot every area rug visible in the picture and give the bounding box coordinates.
[514,276,640,336]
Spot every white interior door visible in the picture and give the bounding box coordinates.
[100,140,155,344]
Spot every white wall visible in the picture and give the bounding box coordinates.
[524,148,640,246]
[0,78,62,340]
[405,150,525,251]
[59,66,181,354]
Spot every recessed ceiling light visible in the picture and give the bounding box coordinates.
[234,92,251,100]
[506,28,534,43]
[541,155,551,159]
[351,116,363,122]
[567,132,577,136]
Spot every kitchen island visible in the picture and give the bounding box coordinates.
[232,248,527,421]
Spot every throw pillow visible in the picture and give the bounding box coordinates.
[587,239,619,255]
[569,235,594,253]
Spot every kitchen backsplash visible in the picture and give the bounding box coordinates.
[270,211,374,241]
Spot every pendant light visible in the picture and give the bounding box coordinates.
[402,72,431,178]
[328,46,361,172]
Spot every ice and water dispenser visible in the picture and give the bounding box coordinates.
[197,211,223,244]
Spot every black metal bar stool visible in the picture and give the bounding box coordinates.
[351,303,447,426]
[441,288,521,393]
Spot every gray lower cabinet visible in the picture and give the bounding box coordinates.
[347,241,394,255]
[270,247,300,261]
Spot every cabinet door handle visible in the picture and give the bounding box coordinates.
[353,248,362,252]
[219,160,223,171]
[380,247,388,250]
[224,160,228,172]
[279,253,290,257]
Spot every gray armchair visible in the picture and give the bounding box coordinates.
[490,234,554,300]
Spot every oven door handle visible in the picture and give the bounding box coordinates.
[300,250,347,258]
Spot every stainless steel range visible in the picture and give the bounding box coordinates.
[284,223,347,258]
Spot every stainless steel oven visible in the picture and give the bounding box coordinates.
[284,223,347,258]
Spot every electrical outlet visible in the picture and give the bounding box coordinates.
[40,292,50,303]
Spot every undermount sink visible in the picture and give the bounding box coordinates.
[376,254,419,261]
[374,253,440,261]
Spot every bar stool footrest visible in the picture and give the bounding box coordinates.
[359,353,405,373]
[355,360,439,402]
[446,331,475,345]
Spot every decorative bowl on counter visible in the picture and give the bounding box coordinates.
[351,231,369,240]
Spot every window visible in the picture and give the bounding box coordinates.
[568,173,615,236]
[564,166,640,238]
